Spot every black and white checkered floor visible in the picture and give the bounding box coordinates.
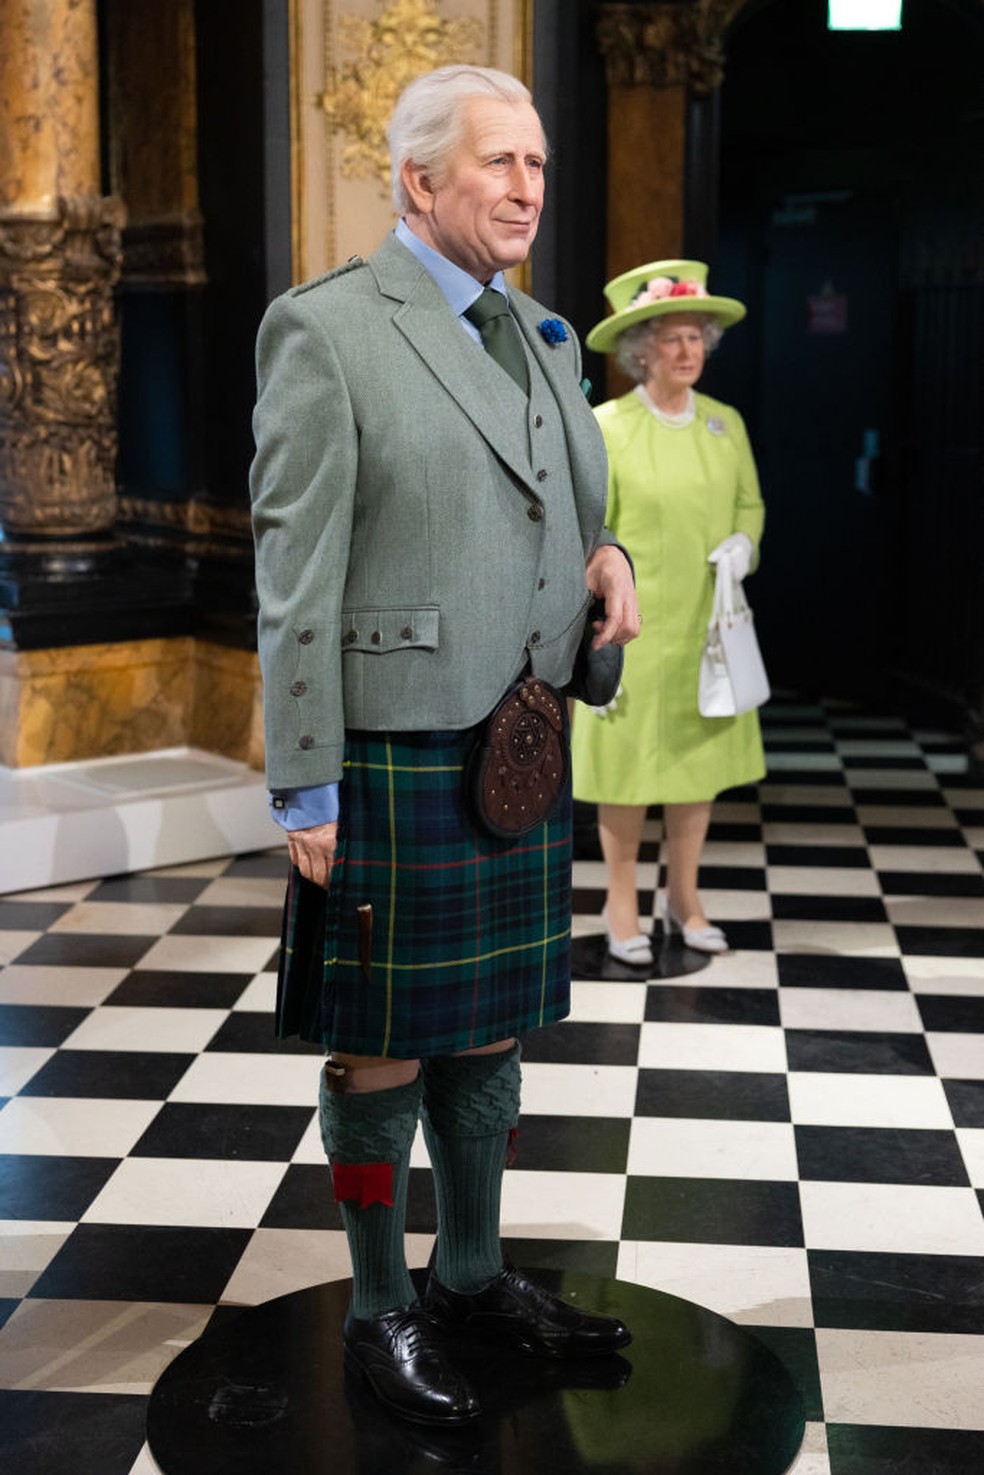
[1,698,983,1474]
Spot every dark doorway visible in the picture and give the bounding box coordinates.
[705,0,984,719]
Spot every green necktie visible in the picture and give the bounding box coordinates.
[464,289,529,394]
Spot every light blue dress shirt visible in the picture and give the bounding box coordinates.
[269,220,509,832]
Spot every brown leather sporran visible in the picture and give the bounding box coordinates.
[466,679,569,840]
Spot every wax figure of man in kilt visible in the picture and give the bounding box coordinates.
[250,64,640,1426]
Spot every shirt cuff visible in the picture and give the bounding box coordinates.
[269,783,340,831]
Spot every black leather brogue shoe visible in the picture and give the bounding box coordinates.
[343,1305,481,1425]
[424,1265,632,1359]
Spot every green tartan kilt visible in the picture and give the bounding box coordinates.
[276,728,573,1057]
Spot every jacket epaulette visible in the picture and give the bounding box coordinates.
[291,257,366,296]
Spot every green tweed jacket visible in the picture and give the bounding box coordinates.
[250,232,613,790]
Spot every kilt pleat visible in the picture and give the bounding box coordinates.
[274,728,573,1057]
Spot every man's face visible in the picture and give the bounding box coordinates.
[404,96,546,281]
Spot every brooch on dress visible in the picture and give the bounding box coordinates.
[706,416,726,436]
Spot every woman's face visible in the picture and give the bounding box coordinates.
[641,314,706,398]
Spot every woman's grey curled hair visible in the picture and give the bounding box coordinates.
[615,315,726,383]
[388,65,536,213]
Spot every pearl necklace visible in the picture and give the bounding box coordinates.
[635,385,696,428]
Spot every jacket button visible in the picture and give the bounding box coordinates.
[538,577,546,590]
[299,734,315,750]
[298,629,314,645]
[371,630,382,644]
[400,625,413,640]
[529,630,541,645]
[536,468,548,481]
[533,414,543,428]
[343,629,358,644]
[527,504,543,522]
[290,680,307,697]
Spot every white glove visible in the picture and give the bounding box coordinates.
[592,683,622,717]
[708,532,753,583]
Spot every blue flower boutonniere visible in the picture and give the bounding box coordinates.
[537,318,568,345]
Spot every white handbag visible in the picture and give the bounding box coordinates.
[698,551,770,718]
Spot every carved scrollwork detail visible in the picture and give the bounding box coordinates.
[319,0,484,189]
[0,194,124,537]
[597,1,744,96]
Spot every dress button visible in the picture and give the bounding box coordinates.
[298,629,314,645]
[371,630,382,644]
[399,625,413,640]
[290,680,307,697]
[536,468,548,481]
[299,734,315,750]
[527,504,543,522]
[529,630,541,645]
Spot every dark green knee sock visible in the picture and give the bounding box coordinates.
[421,1045,521,1295]
[318,1069,421,1320]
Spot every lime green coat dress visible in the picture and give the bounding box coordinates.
[571,387,766,805]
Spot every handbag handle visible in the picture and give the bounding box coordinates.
[711,552,748,626]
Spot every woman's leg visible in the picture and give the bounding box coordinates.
[663,800,714,929]
[597,802,648,940]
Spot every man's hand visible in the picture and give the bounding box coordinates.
[287,821,338,889]
[585,545,641,649]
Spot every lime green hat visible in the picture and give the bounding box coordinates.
[586,258,746,355]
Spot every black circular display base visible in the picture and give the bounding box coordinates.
[147,1270,804,1475]
[571,931,712,981]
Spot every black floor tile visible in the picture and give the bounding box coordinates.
[89,875,211,904]
[785,1030,935,1075]
[12,933,157,968]
[221,852,288,879]
[850,788,946,808]
[826,1423,984,1474]
[771,895,888,923]
[795,1125,969,1186]
[745,1325,823,1422]
[705,823,764,843]
[0,1154,119,1219]
[170,906,283,937]
[698,865,768,890]
[19,1049,194,1099]
[777,955,909,990]
[895,925,984,958]
[809,1249,984,1333]
[259,1163,340,1230]
[0,1390,148,1475]
[105,970,254,1009]
[762,805,857,825]
[863,826,964,847]
[0,1298,18,1330]
[766,845,870,869]
[621,1175,803,1246]
[842,756,926,770]
[878,870,984,897]
[636,1068,791,1122]
[29,1223,253,1303]
[131,1102,314,1161]
[916,994,984,1033]
[0,900,74,930]
[520,1020,640,1066]
[644,985,780,1027]
[510,1115,630,1174]
[943,1078,984,1125]
[205,1013,323,1054]
[708,919,773,951]
[0,1004,90,1047]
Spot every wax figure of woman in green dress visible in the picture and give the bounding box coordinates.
[571,260,765,965]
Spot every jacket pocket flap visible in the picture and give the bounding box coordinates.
[340,606,440,653]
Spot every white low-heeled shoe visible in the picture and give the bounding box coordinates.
[601,907,654,968]
[659,897,729,954]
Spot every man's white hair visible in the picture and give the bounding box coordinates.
[388,65,538,213]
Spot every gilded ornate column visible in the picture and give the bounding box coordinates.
[0,0,125,563]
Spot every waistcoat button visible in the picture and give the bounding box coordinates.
[536,468,548,481]
[527,504,543,522]
[299,734,315,749]
[290,680,307,697]
[298,629,314,644]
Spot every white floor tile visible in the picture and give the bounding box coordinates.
[697,889,772,921]
[904,956,984,995]
[670,949,779,989]
[836,740,923,758]
[699,841,768,868]
[816,1327,984,1430]
[0,1046,55,1096]
[125,1442,161,1475]
[195,876,286,908]
[220,1227,350,1305]
[884,896,984,928]
[230,973,278,1011]
[868,845,981,873]
[48,901,188,936]
[779,988,923,1033]
[0,1298,211,1394]
[168,1051,323,1106]
[856,805,959,829]
[844,767,939,790]
[519,1063,639,1118]
[927,1032,984,1080]
[0,1096,161,1157]
[135,934,278,974]
[61,1006,228,1054]
[617,1241,813,1328]
[762,823,865,846]
[568,979,648,1023]
[0,1220,75,1297]
[772,920,898,956]
[0,932,41,965]
[788,1072,953,1128]
[786,1421,830,1475]
[759,783,852,808]
[293,1112,326,1165]
[956,1128,984,1188]
[626,1117,798,1180]
[767,867,881,897]
[765,755,844,773]
[799,1181,984,1256]
[639,1021,787,1074]
[500,1168,625,1241]
[83,1157,287,1229]
[0,964,127,1007]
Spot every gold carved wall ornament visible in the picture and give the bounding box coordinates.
[319,0,485,189]
[598,1,745,96]
[0,193,125,538]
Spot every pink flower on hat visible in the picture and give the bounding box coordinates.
[669,280,706,297]
[632,276,676,304]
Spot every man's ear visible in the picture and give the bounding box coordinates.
[400,157,436,215]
